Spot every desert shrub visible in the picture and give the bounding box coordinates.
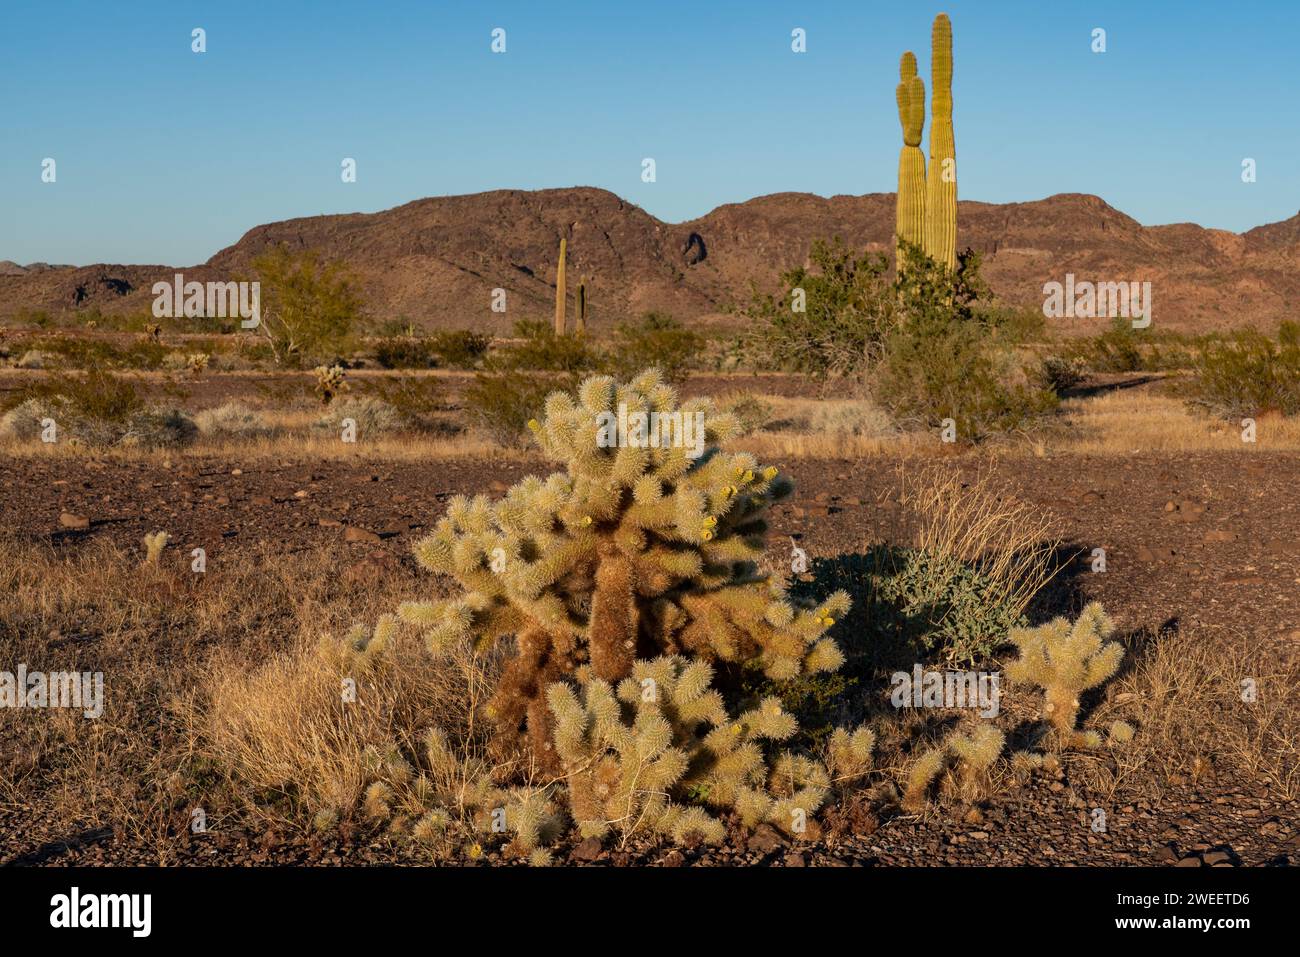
[194,401,278,439]
[253,245,363,366]
[374,337,438,369]
[390,369,873,845]
[16,350,48,369]
[360,376,450,432]
[750,237,897,379]
[502,319,599,374]
[464,370,572,446]
[874,245,1057,438]
[118,408,197,449]
[315,396,408,437]
[0,370,193,449]
[1035,354,1087,394]
[429,329,491,369]
[714,392,774,435]
[1182,324,1300,419]
[604,312,702,383]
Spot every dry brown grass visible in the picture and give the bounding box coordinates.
[201,630,502,831]
[0,534,448,861]
[1069,624,1300,802]
[899,463,1064,623]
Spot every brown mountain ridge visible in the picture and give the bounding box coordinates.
[3,188,1297,334]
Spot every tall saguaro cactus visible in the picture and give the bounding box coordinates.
[894,51,927,265]
[554,238,567,336]
[924,13,957,269]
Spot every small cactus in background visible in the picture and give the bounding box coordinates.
[554,238,567,336]
[313,363,347,405]
[142,530,169,565]
[186,353,210,375]
[1006,602,1125,748]
[923,12,957,269]
[575,277,587,335]
[894,51,927,265]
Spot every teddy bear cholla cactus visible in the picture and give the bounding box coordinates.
[404,369,852,771]
[545,655,866,844]
[1005,602,1124,748]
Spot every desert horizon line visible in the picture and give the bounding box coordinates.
[6,184,1298,272]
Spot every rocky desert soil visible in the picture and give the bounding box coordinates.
[2,439,1296,867]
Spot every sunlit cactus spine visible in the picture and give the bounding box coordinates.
[895,51,927,267]
[923,12,957,269]
[554,238,567,336]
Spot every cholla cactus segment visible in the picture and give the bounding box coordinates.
[902,746,947,812]
[141,530,169,565]
[547,656,840,846]
[949,723,1004,771]
[406,369,850,767]
[826,726,876,782]
[1005,602,1124,742]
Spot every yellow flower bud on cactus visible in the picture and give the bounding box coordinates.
[763,466,778,480]
[703,516,718,528]
[743,470,754,483]
[527,419,540,431]
[701,529,715,542]
[581,515,593,526]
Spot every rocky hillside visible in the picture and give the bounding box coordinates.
[2,188,1297,334]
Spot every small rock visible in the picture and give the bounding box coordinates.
[1202,850,1231,866]
[230,468,243,476]
[747,824,785,855]
[344,527,382,545]
[783,850,806,867]
[59,512,90,530]
[1175,856,1203,867]
[571,837,603,862]
[1152,844,1179,863]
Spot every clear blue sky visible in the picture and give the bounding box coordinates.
[2,0,1297,266]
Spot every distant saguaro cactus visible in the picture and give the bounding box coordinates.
[894,51,927,265]
[554,238,567,336]
[923,13,957,269]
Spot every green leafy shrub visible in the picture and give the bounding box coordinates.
[749,237,897,379]
[503,319,599,374]
[1035,354,1087,394]
[604,312,702,383]
[874,244,1057,438]
[252,246,363,366]
[429,329,491,369]
[791,546,1026,672]
[374,337,438,369]
[1183,323,1300,419]
[463,370,565,446]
